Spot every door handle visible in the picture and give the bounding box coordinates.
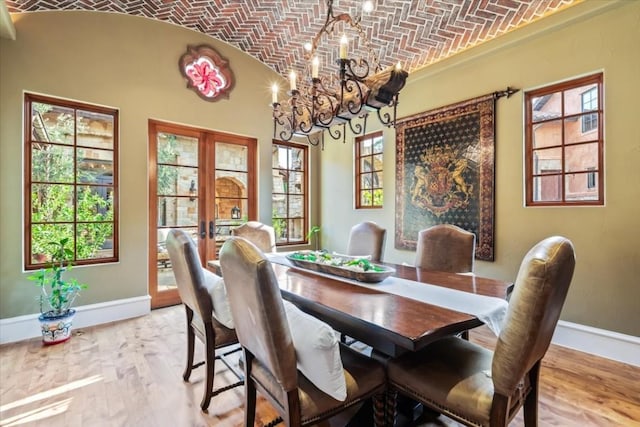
[209,221,215,239]
[199,221,206,239]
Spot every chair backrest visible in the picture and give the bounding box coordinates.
[219,236,298,392]
[492,236,575,396]
[414,224,475,272]
[231,221,276,253]
[166,229,212,323]
[346,221,387,262]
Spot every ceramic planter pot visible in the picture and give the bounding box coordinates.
[38,308,76,345]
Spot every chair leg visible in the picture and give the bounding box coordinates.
[200,322,217,412]
[183,307,195,381]
[523,361,541,427]
[371,391,388,427]
[384,389,398,427]
[243,349,257,427]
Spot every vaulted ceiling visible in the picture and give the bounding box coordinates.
[6,0,579,77]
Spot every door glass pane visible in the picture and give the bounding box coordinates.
[157,197,198,227]
[157,165,198,196]
[214,141,250,258]
[216,142,248,171]
[158,132,198,166]
[156,132,200,294]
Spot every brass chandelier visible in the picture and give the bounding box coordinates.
[271,0,409,148]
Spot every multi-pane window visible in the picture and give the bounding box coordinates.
[525,73,603,206]
[355,131,383,208]
[272,141,308,245]
[25,93,118,268]
[581,87,598,133]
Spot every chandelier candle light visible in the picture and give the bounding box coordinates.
[271,0,409,147]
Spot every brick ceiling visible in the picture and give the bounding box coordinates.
[7,0,579,78]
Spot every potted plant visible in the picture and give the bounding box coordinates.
[28,237,87,345]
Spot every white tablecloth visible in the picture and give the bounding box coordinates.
[267,253,508,336]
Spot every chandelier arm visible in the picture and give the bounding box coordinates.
[306,134,321,147]
[273,106,294,141]
[327,124,343,141]
[376,107,393,127]
[315,93,337,127]
[347,117,363,136]
[341,79,366,116]
[296,104,315,134]
[345,58,370,81]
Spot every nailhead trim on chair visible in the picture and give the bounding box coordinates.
[390,381,484,427]
[300,386,386,425]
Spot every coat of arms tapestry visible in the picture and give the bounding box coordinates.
[395,93,496,261]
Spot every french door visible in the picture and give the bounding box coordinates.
[148,120,256,308]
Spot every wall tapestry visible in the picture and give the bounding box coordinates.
[179,44,234,101]
[395,93,496,261]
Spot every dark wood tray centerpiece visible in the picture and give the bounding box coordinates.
[285,252,395,283]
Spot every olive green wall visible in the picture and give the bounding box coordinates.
[1,2,638,338]
[0,11,300,318]
[319,0,640,336]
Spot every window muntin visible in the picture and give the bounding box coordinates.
[25,93,118,268]
[525,73,603,206]
[355,131,384,208]
[272,141,308,245]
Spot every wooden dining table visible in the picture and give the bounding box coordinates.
[209,255,514,426]
[269,261,513,358]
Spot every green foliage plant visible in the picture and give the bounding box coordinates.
[28,237,88,318]
[306,225,321,251]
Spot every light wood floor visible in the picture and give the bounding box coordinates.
[1,305,639,427]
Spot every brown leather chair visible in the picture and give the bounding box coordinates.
[415,224,476,272]
[388,236,576,427]
[219,236,387,427]
[166,229,243,412]
[346,221,387,262]
[231,221,276,253]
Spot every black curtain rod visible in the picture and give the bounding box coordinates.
[493,86,519,99]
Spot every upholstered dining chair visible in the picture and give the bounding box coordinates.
[231,221,276,253]
[387,236,576,427]
[415,224,476,272]
[166,229,243,412]
[219,236,387,427]
[346,221,387,262]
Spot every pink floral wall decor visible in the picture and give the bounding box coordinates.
[179,45,234,101]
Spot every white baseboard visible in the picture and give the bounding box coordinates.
[0,295,151,345]
[552,320,640,367]
[2,300,638,367]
